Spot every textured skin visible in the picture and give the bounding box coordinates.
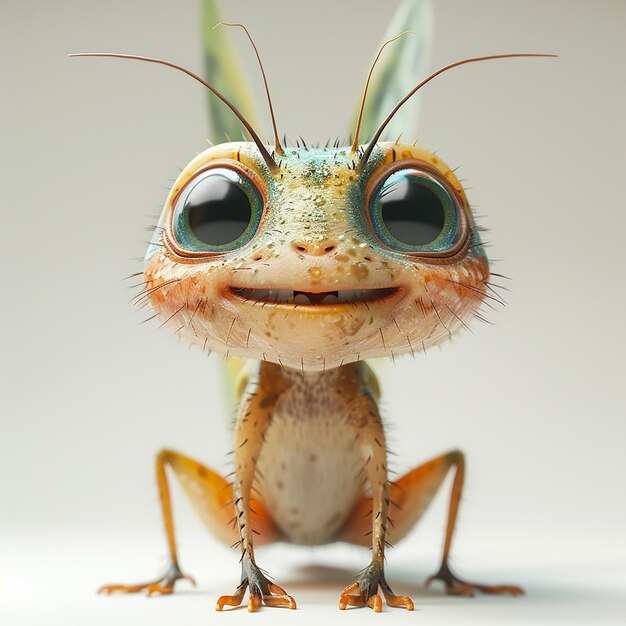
[143,141,489,371]
[102,140,519,612]
[255,365,364,545]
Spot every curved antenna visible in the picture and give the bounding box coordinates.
[69,52,279,172]
[359,52,558,168]
[351,31,414,154]
[217,22,284,156]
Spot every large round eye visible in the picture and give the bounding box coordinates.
[172,166,263,252]
[369,168,459,254]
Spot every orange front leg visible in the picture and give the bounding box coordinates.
[216,362,296,613]
[336,368,413,612]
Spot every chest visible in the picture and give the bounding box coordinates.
[254,372,364,545]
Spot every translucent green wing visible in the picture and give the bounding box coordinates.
[353,0,433,143]
[201,0,265,142]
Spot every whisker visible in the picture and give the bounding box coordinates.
[158,303,186,329]
[446,304,472,333]
[132,278,182,306]
[446,279,505,306]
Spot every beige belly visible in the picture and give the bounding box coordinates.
[255,402,363,545]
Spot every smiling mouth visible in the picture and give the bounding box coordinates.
[230,287,398,306]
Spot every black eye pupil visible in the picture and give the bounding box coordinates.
[185,175,252,246]
[379,177,445,246]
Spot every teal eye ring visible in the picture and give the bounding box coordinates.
[170,164,264,255]
[367,165,468,258]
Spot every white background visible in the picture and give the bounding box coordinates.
[1,0,625,624]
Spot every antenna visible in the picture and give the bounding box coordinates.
[217,23,284,156]
[351,31,414,153]
[69,52,279,172]
[359,53,558,168]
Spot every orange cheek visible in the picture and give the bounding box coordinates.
[412,253,490,313]
[147,276,205,310]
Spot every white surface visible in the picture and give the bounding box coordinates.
[3,530,625,624]
[2,0,626,624]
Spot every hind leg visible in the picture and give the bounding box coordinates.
[98,449,279,596]
[339,450,523,597]
[422,451,523,596]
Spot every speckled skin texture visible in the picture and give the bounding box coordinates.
[255,366,365,545]
[143,141,489,372]
[107,141,518,611]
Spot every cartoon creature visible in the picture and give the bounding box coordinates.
[73,0,553,613]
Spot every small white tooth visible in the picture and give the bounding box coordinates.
[293,293,310,305]
[338,290,354,303]
[321,293,338,304]
[255,289,269,300]
[276,289,292,302]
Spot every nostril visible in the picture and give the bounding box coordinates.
[292,241,337,256]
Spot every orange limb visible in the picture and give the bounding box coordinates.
[99,448,280,596]
[335,369,414,612]
[97,561,195,596]
[339,449,524,597]
[216,362,296,612]
[338,579,414,613]
[215,579,296,613]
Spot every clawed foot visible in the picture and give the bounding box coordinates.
[426,562,524,597]
[98,561,196,596]
[339,563,414,613]
[216,556,296,612]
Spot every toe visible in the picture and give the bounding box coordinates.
[367,593,383,612]
[181,574,197,587]
[264,594,297,609]
[339,582,366,610]
[477,584,525,596]
[146,583,173,596]
[216,593,243,611]
[448,583,476,597]
[247,593,261,612]
[385,594,414,610]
